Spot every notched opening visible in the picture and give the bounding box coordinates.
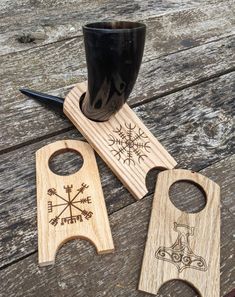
[145,167,165,194]
[158,279,201,296]
[53,236,98,265]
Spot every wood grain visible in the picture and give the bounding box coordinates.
[0,155,233,297]
[0,1,234,295]
[36,140,114,266]
[1,0,216,19]
[139,169,220,296]
[64,83,177,200]
[0,72,234,268]
[0,33,234,152]
[0,1,233,56]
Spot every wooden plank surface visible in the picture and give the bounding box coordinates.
[0,154,234,297]
[0,0,215,18]
[0,72,234,268]
[0,1,233,56]
[0,0,234,153]
[0,1,234,296]
[1,34,234,153]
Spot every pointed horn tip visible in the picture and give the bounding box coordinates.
[19,88,29,94]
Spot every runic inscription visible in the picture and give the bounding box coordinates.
[155,222,208,273]
[47,183,93,226]
[108,123,151,166]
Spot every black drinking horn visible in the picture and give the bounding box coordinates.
[81,21,146,121]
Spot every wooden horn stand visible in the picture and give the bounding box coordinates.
[138,169,220,296]
[64,82,177,200]
[36,140,114,266]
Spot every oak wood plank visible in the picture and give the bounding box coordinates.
[64,83,177,200]
[0,35,234,153]
[36,140,114,266]
[0,154,234,297]
[0,1,233,56]
[0,72,234,268]
[139,169,220,296]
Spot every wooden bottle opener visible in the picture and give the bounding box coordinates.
[138,169,220,296]
[64,82,177,200]
[36,140,114,266]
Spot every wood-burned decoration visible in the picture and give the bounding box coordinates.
[139,169,220,297]
[108,123,151,166]
[36,140,114,266]
[64,82,177,200]
[155,222,207,273]
[47,184,93,226]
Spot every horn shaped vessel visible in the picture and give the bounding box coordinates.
[82,21,146,121]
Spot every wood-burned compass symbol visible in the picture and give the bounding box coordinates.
[155,222,208,273]
[47,183,93,226]
[108,123,151,166]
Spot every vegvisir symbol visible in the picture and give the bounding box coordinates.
[47,183,93,226]
[155,222,208,273]
[108,123,151,166]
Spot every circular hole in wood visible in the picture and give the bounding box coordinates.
[169,181,206,213]
[158,279,201,296]
[49,149,84,176]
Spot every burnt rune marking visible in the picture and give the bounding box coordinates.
[155,222,208,273]
[108,123,151,166]
[47,183,93,226]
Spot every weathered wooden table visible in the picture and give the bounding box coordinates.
[0,1,234,296]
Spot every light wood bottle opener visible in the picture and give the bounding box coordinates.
[139,169,220,296]
[64,82,177,200]
[36,139,114,266]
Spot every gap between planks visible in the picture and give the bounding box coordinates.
[1,34,234,152]
[1,68,234,157]
[0,27,233,61]
[0,0,233,57]
[146,32,235,62]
